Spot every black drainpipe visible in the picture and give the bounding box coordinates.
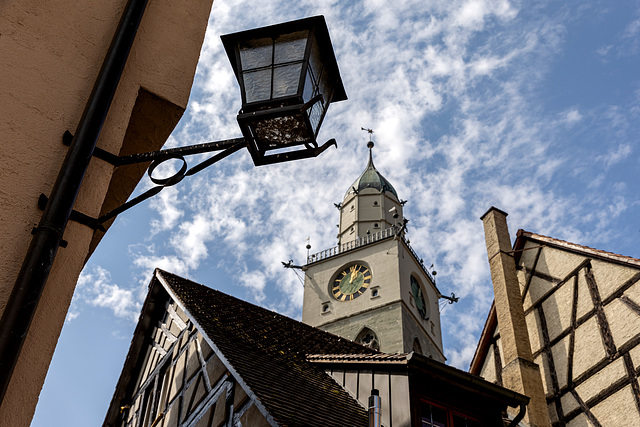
[0,0,149,406]
[506,403,527,427]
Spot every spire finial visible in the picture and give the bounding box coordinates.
[361,127,375,151]
[361,127,374,143]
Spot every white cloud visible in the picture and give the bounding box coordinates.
[596,144,632,169]
[563,108,582,124]
[116,0,639,370]
[72,266,141,323]
[149,187,184,233]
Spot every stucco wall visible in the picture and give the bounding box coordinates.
[303,240,404,327]
[0,1,214,425]
[303,238,443,358]
[338,189,402,243]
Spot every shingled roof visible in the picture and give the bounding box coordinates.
[156,269,377,427]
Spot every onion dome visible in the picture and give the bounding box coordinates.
[344,141,398,199]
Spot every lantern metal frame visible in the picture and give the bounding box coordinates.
[44,16,347,232]
[222,15,347,166]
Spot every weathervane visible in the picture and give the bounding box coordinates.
[361,127,374,148]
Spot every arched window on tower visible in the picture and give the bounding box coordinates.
[413,338,423,355]
[355,327,380,351]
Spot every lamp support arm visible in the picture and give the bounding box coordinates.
[63,131,245,166]
[45,137,247,231]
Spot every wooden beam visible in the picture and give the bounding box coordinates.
[160,323,178,343]
[584,268,616,359]
[168,304,188,331]
[567,275,579,388]
[537,304,565,424]
[521,246,543,303]
[623,353,640,416]
[570,389,602,427]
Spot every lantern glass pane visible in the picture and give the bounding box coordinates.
[317,66,333,105]
[308,100,325,135]
[243,69,272,103]
[308,36,324,86]
[239,37,273,70]
[307,36,334,105]
[273,64,303,98]
[274,31,308,64]
[252,113,310,147]
[302,68,316,103]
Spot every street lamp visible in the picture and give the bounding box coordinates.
[222,15,347,166]
[53,15,347,231]
[1,9,347,409]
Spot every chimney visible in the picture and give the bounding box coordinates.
[368,389,381,427]
[480,207,550,427]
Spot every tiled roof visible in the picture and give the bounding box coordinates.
[307,353,409,363]
[157,270,377,427]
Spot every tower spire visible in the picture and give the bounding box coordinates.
[361,127,375,165]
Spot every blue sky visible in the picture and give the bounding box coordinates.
[32,1,640,426]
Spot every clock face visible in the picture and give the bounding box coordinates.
[411,276,428,319]
[331,264,372,301]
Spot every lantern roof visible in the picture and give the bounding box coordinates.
[345,142,398,200]
[221,15,347,103]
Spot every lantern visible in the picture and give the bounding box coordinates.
[222,16,347,166]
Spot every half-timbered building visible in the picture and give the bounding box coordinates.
[472,208,640,426]
[104,269,528,427]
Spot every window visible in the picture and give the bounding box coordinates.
[355,327,380,351]
[413,338,423,355]
[419,400,481,427]
[373,201,379,206]
[452,414,481,427]
[374,223,379,228]
[420,402,447,427]
[410,276,430,320]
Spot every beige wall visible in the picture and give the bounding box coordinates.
[477,239,640,426]
[338,189,403,244]
[303,238,444,360]
[0,1,214,425]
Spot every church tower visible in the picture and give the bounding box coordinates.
[302,141,445,361]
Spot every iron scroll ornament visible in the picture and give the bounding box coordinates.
[40,131,337,233]
[45,132,249,232]
[38,133,244,232]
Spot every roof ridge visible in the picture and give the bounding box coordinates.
[156,269,377,354]
[155,269,373,426]
[518,229,640,266]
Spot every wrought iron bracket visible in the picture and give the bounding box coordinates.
[440,293,459,304]
[38,194,105,232]
[59,131,247,230]
[282,260,303,270]
[255,138,337,166]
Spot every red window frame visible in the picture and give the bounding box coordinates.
[417,398,482,427]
